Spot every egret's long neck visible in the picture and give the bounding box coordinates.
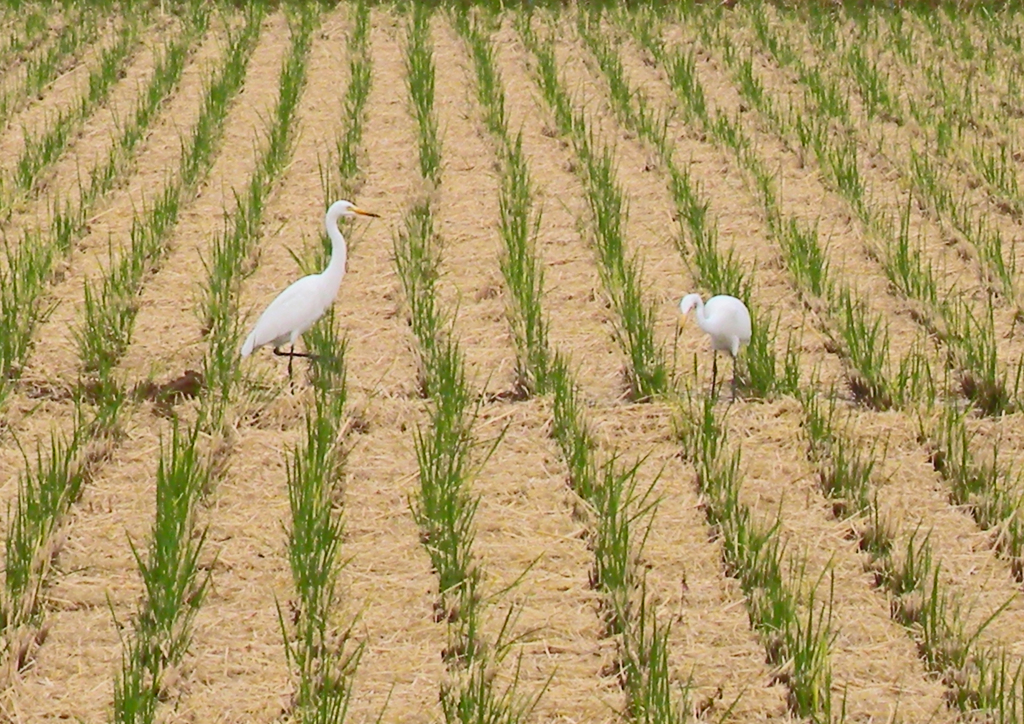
[693,299,709,331]
[323,210,348,286]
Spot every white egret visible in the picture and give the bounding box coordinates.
[678,293,751,395]
[240,200,379,377]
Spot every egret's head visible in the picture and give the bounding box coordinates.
[679,294,702,316]
[678,293,702,331]
[329,199,380,220]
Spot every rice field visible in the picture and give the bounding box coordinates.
[3,2,1024,722]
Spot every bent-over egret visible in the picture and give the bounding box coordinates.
[679,293,751,396]
[240,200,379,377]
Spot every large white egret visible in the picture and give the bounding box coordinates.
[679,293,751,395]
[240,200,379,377]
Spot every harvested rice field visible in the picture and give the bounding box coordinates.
[1,2,1024,723]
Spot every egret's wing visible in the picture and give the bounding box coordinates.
[241,274,327,356]
[737,311,752,344]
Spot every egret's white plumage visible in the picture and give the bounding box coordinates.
[679,293,751,356]
[679,293,751,393]
[240,200,378,373]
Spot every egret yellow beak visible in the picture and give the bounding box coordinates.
[677,314,689,331]
[351,206,380,218]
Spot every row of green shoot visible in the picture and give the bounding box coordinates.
[450,8,551,397]
[405,2,441,187]
[311,0,375,388]
[280,249,358,722]
[399,10,538,722]
[281,363,360,721]
[202,3,317,431]
[925,407,1024,582]
[0,407,110,677]
[555,350,689,722]
[76,6,260,408]
[399,0,478,662]
[112,419,211,724]
[277,9,370,714]
[580,10,799,400]
[333,0,371,199]
[518,13,667,401]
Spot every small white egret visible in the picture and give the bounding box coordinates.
[678,293,752,395]
[240,200,379,377]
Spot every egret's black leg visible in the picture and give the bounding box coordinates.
[273,345,320,380]
[711,351,719,399]
[271,345,339,386]
[273,346,316,360]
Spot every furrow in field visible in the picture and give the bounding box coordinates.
[180,420,295,724]
[591,403,793,720]
[338,401,443,724]
[469,399,616,723]
[117,13,287,380]
[330,9,445,722]
[430,16,516,393]
[0,15,287,721]
[723,401,954,721]
[490,22,622,404]
[551,20,688,390]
